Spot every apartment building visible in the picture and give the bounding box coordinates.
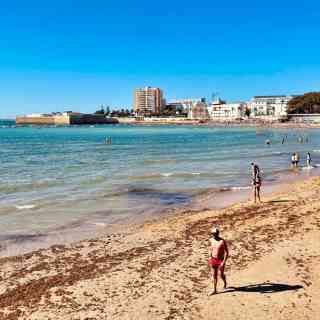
[134,87,165,115]
[208,100,246,119]
[248,95,296,117]
[167,98,202,113]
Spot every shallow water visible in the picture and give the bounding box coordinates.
[0,122,319,255]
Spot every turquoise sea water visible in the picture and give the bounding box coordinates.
[0,122,319,254]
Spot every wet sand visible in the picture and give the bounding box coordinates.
[0,176,320,319]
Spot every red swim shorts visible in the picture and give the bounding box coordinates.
[208,258,223,268]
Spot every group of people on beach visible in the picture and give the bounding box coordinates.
[291,152,312,168]
[207,151,315,295]
[207,162,259,295]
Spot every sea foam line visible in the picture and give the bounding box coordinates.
[15,204,36,210]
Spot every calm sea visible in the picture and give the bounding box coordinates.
[0,122,319,254]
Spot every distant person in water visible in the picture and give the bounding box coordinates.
[281,135,287,144]
[291,153,299,168]
[251,162,262,203]
[295,153,300,167]
[307,152,312,167]
[265,139,271,145]
[208,227,229,295]
[291,153,296,167]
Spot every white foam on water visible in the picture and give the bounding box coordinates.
[191,172,201,175]
[231,186,251,191]
[301,166,315,170]
[92,222,107,227]
[161,173,173,177]
[15,204,35,210]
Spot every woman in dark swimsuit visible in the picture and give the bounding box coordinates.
[251,162,261,203]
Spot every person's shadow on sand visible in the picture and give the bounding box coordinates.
[221,282,303,294]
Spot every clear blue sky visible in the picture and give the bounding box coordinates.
[1,0,320,117]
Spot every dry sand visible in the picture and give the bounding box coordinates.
[0,177,320,319]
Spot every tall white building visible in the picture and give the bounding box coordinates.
[248,95,297,117]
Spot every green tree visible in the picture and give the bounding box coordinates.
[288,92,320,114]
[244,107,251,117]
[95,105,105,115]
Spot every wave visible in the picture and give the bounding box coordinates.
[0,179,62,195]
[144,159,177,164]
[161,173,173,177]
[193,185,251,197]
[91,222,107,227]
[301,167,312,170]
[230,186,251,191]
[15,204,36,210]
[254,151,289,159]
[130,172,209,181]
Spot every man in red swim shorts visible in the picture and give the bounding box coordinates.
[208,227,229,295]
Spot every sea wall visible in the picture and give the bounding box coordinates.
[16,116,56,125]
[69,114,119,125]
[289,114,320,123]
[16,115,119,125]
[53,115,70,125]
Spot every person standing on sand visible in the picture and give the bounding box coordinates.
[251,162,262,203]
[208,227,229,295]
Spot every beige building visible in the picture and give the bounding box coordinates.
[188,100,210,120]
[134,87,165,115]
[16,112,118,125]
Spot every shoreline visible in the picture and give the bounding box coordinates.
[1,165,318,258]
[0,173,320,319]
[117,118,320,129]
[3,118,320,129]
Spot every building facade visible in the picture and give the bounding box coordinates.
[188,100,210,120]
[134,87,165,115]
[208,100,246,119]
[167,98,202,114]
[248,95,296,117]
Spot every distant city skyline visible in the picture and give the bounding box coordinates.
[1,0,320,118]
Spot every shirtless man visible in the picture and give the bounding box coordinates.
[208,227,229,295]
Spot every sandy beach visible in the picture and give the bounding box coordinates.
[118,117,320,129]
[0,176,320,319]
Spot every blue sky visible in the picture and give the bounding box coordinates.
[1,0,320,117]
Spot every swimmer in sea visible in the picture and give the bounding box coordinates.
[208,227,229,295]
[307,152,312,167]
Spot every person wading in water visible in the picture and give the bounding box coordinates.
[208,227,229,295]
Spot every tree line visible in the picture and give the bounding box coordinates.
[288,92,320,114]
[94,105,134,117]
